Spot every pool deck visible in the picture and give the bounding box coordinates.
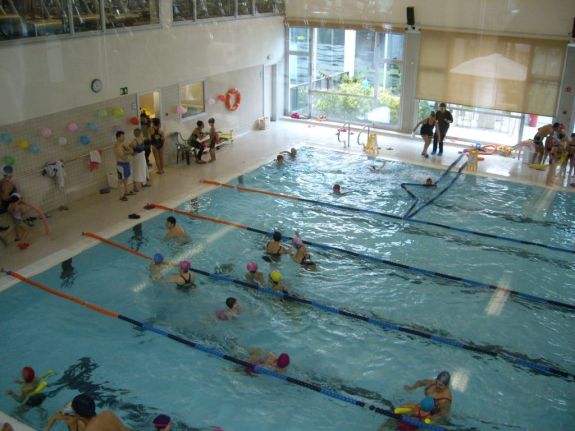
[0,119,572,430]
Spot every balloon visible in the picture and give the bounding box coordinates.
[217,95,226,102]
[96,109,108,118]
[175,105,187,114]
[1,133,13,144]
[58,137,68,146]
[3,155,15,165]
[111,108,125,117]
[129,116,139,125]
[87,122,99,132]
[40,127,52,138]
[17,139,29,149]
[29,143,40,154]
[80,135,90,145]
[207,97,216,106]
[67,122,79,132]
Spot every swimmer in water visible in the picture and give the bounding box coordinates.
[369,162,386,173]
[248,349,290,374]
[291,235,317,271]
[5,367,53,408]
[404,371,452,422]
[276,154,284,165]
[216,297,241,320]
[149,253,172,280]
[265,231,291,261]
[152,414,172,431]
[160,260,195,290]
[280,148,297,159]
[424,177,436,187]
[332,183,349,195]
[164,216,188,243]
[269,270,284,292]
[245,262,265,286]
[379,397,435,431]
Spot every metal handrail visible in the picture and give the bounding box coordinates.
[357,123,373,146]
[336,121,351,147]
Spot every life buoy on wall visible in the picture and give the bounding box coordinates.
[225,88,241,111]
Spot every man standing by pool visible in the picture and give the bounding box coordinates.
[432,103,453,156]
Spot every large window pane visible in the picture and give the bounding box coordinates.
[315,28,345,80]
[197,0,234,19]
[105,0,159,29]
[289,84,309,115]
[289,27,309,52]
[311,92,374,123]
[237,0,253,15]
[72,0,101,33]
[354,30,376,96]
[289,54,309,85]
[180,81,205,118]
[380,33,404,60]
[379,63,401,97]
[173,0,194,21]
[1,0,69,40]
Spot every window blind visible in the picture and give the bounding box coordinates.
[416,30,566,115]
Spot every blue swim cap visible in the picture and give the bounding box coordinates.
[420,396,435,412]
[153,253,164,264]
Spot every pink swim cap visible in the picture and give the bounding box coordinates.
[246,262,258,272]
[276,353,290,369]
[22,367,35,383]
[179,260,191,271]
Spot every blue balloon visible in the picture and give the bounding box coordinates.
[80,135,90,145]
[475,143,482,149]
[29,143,40,154]
[1,133,13,144]
[87,122,99,132]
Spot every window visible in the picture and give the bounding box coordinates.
[197,1,234,19]
[256,0,284,14]
[237,0,253,16]
[180,81,205,118]
[72,0,101,33]
[104,1,159,29]
[1,0,70,40]
[289,26,404,126]
[173,0,195,21]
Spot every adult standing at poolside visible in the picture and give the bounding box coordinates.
[140,109,152,167]
[413,112,438,158]
[432,103,453,156]
[404,370,452,422]
[531,122,560,164]
[148,118,165,174]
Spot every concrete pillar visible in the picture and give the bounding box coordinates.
[555,43,575,134]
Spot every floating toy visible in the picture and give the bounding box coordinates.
[40,128,52,138]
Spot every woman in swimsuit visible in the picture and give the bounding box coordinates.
[413,112,439,158]
[148,118,165,174]
[160,260,195,290]
[403,371,452,422]
[292,235,317,271]
[264,231,291,262]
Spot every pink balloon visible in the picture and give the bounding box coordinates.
[40,127,52,138]
[207,97,216,106]
[67,122,79,132]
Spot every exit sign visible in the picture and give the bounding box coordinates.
[120,87,128,95]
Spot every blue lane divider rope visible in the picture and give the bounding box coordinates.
[407,161,468,219]
[241,227,575,313]
[119,316,446,431]
[190,269,573,381]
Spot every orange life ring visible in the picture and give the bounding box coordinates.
[225,88,241,111]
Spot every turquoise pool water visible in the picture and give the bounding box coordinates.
[1,147,574,430]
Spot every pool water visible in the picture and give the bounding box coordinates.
[1,147,574,430]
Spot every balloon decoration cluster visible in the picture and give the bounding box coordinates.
[0,106,135,166]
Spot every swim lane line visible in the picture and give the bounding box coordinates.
[199,179,575,255]
[151,203,575,313]
[82,232,575,381]
[2,269,443,431]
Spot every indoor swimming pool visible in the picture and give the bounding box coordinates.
[1,147,574,431]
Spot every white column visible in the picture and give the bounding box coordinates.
[400,29,421,133]
[555,43,575,134]
[344,30,356,77]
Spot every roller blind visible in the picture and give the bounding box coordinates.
[416,30,566,115]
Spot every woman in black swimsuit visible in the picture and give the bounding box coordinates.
[264,231,291,262]
[160,260,195,290]
[413,112,438,158]
[148,118,165,174]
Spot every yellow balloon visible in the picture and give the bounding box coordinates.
[18,139,29,149]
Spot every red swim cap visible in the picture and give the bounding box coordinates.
[22,367,35,383]
[276,353,290,369]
